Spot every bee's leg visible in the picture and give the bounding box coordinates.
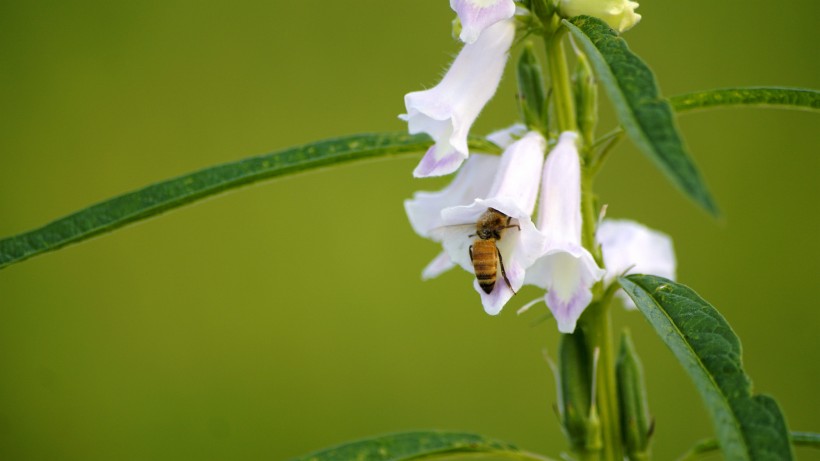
[497,247,516,295]
[503,216,521,231]
[469,245,474,263]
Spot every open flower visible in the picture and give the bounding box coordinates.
[525,132,605,333]
[405,153,500,279]
[424,131,546,315]
[450,0,516,44]
[400,19,515,177]
[558,0,641,33]
[597,219,676,308]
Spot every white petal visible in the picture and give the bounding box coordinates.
[405,154,499,237]
[486,131,546,214]
[486,123,527,149]
[422,251,457,280]
[401,20,515,177]
[597,219,676,283]
[450,0,516,44]
[525,245,604,333]
[597,219,676,309]
[537,131,582,245]
[527,131,604,332]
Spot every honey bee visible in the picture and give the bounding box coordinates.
[469,208,520,294]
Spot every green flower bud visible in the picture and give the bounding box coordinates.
[559,0,642,33]
[573,51,597,150]
[617,330,653,460]
[559,330,601,453]
[516,43,549,132]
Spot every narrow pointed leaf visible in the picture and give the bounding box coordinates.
[678,432,820,460]
[564,16,719,216]
[670,87,820,113]
[0,132,499,270]
[288,431,524,461]
[619,275,793,461]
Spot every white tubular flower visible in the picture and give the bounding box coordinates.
[405,154,501,279]
[559,0,641,33]
[525,132,605,333]
[434,131,547,315]
[400,19,515,178]
[597,219,676,308]
[450,0,516,44]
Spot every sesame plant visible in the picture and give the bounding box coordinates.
[1,1,818,460]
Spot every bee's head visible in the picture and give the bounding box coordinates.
[477,229,494,240]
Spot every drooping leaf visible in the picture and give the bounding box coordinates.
[564,16,719,216]
[670,87,820,113]
[0,132,499,270]
[619,275,793,461]
[288,431,529,461]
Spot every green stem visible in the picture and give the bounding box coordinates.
[581,170,602,264]
[546,27,577,133]
[580,172,622,460]
[582,300,623,461]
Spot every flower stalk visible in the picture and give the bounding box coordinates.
[546,25,577,133]
[543,14,620,459]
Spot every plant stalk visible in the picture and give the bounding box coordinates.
[546,27,577,133]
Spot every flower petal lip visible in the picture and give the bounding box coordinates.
[450,0,516,44]
[405,154,500,238]
[486,123,527,149]
[525,131,604,333]
[422,251,457,280]
[400,19,516,177]
[597,219,675,308]
[433,131,547,315]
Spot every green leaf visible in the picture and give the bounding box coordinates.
[670,87,820,113]
[678,432,820,460]
[288,431,533,461]
[0,132,499,270]
[563,16,719,216]
[792,431,820,447]
[619,275,793,461]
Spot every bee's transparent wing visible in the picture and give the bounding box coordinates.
[429,223,475,273]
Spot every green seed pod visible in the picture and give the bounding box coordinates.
[516,43,549,132]
[559,330,594,453]
[617,330,653,460]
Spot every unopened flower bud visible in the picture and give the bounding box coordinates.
[559,330,599,453]
[573,52,597,149]
[559,0,641,33]
[617,330,653,460]
[516,43,548,132]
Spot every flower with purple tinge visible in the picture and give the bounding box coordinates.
[450,0,516,44]
[432,131,547,315]
[559,0,641,33]
[597,219,676,308]
[405,153,501,279]
[400,19,515,178]
[525,131,605,333]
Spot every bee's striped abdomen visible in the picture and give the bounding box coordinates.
[471,239,499,294]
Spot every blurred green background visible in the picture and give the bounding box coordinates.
[1,1,818,459]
